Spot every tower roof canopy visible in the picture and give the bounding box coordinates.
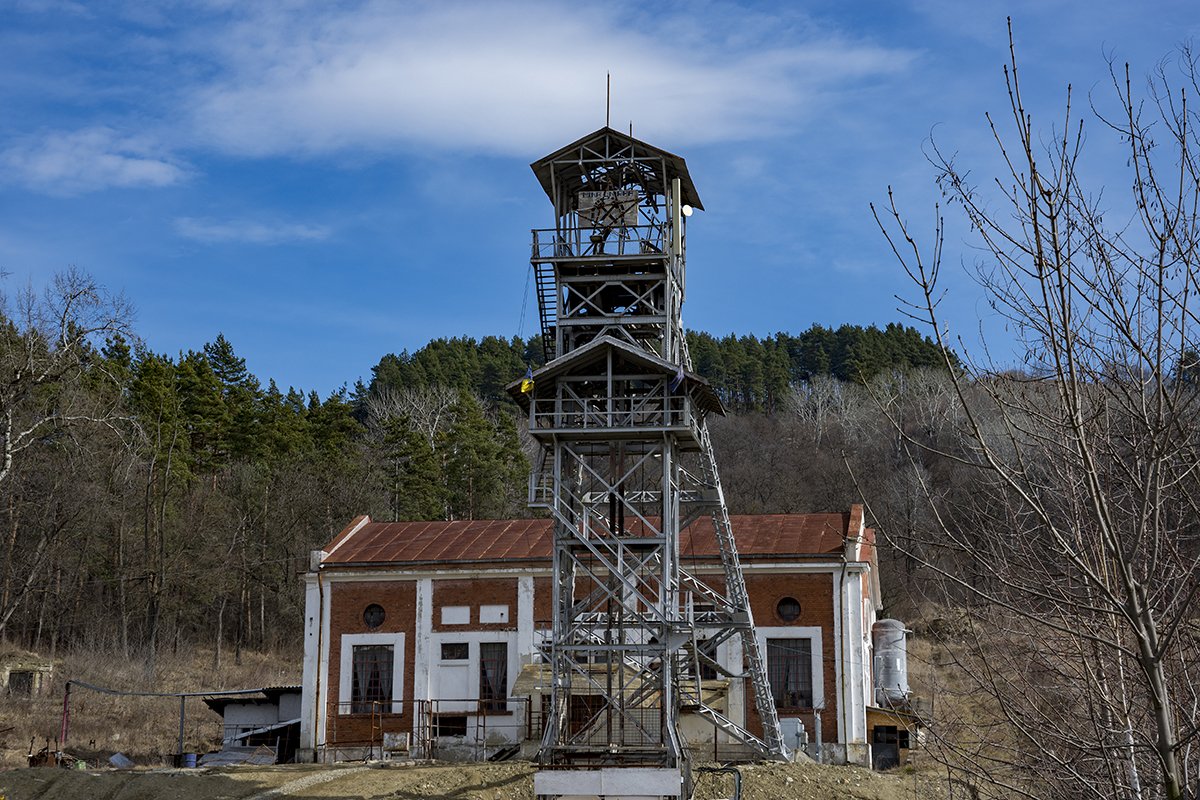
[505,335,724,415]
[531,127,704,211]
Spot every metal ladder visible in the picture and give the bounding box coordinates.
[696,421,789,760]
[679,332,789,760]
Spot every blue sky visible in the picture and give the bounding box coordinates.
[3,0,1198,395]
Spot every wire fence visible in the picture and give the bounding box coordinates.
[321,696,765,763]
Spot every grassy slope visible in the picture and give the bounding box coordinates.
[0,644,300,770]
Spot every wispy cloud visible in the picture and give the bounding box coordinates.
[0,2,917,189]
[10,0,91,16]
[174,216,332,245]
[0,127,187,195]
[186,2,915,158]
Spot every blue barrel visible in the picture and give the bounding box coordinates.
[181,753,197,768]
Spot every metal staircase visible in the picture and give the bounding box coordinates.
[691,702,776,755]
[534,261,557,362]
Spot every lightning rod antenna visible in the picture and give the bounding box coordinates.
[606,72,611,128]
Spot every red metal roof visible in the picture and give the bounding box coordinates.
[320,512,850,567]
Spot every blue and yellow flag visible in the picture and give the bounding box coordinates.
[520,366,535,394]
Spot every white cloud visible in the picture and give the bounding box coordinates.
[0,3,917,196]
[1,126,187,195]
[186,1,914,158]
[174,216,332,244]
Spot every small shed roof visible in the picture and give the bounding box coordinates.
[319,511,854,567]
[202,685,301,714]
[531,127,703,211]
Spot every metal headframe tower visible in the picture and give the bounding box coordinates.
[512,127,788,799]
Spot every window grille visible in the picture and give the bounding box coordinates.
[479,642,508,711]
[351,644,394,714]
[766,638,813,708]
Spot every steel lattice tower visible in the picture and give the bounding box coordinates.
[512,128,788,799]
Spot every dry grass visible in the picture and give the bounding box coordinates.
[0,644,299,769]
[905,606,1047,798]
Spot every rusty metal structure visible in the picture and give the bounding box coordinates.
[512,127,788,798]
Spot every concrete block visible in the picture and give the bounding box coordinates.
[534,767,683,799]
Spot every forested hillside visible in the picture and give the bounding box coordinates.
[0,270,949,671]
[370,323,951,409]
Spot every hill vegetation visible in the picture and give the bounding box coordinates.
[0,275,949,670]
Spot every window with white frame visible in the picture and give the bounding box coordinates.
[340,632,405,715]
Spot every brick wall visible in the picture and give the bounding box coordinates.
[431,578,517,631]
[326,575,526,745]
[327,580,416,743]
[321,567,846,747]
[744,571,839,741]
[533,577,553,627]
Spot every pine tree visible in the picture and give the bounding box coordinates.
[308,390,361,455]
[176,350,229,473]
[382,418,445,520]
[260,379,311,459]
[204,334,263,461]
[204,333,249,388]
[443,392,510,520]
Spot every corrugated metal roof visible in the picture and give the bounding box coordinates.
[320,513,849,566]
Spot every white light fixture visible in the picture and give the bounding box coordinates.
[681,204,694,217]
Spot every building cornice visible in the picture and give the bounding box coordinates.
[312,560,872,583]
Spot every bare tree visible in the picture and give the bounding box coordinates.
[873,24,1200,800]
[789,373,861,448]
[363,384,458,449]
[0,267,133,641]
[0,267,133,485]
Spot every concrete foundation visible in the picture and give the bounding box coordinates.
[534,767,684,799]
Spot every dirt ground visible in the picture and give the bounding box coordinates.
[0,759,942,800]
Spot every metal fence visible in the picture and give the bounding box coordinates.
[324,697,542,761]
[532,224,667,260]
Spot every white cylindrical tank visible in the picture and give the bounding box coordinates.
[873,619,909,705]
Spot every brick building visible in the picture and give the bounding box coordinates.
[298,505,883,765]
